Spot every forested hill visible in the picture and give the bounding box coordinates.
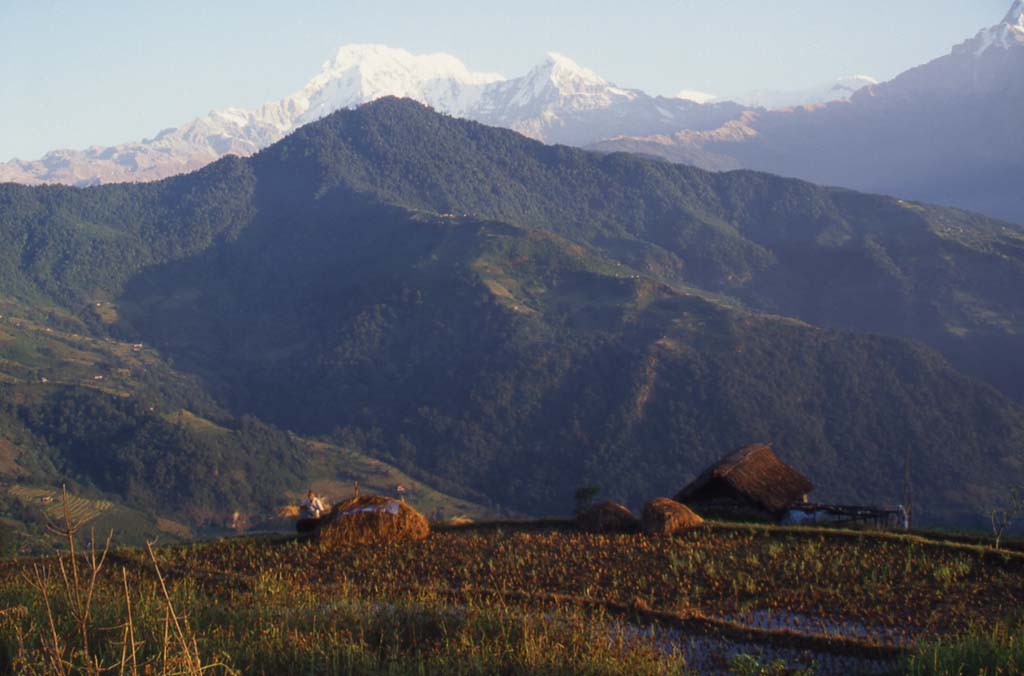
[251,98,1024,401]
[5,98,1024,398]
[0,98,1022,526]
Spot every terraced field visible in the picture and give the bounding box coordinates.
[6,484,190,546]
[0,520,1020,674]
[9,485,113,524]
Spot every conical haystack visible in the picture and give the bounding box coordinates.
[318,495,429,547]
[576,501,640,534]
[642,498,704,536]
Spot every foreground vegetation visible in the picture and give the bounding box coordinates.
[0,516,1020,675]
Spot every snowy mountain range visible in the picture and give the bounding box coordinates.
[675,75,878,109]
[3,0,1022,222]
[0,45,742,186]
[593,0,1024,223]
[731,76,879,110]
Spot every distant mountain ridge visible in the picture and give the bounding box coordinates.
[676,75,878,109]
[0,45,743,186]
[592,1,1024,223]
[5,4,1020,223]
[0,42,884,188]
[726,75,878,110]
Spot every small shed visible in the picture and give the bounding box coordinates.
[674,443,813,522]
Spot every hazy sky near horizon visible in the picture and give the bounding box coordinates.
[0,0,1013,161]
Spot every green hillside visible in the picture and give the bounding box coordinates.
[117,206,1024,522]
[249,98,1024,400]
[0,99,1022,528]
[0,299,490,544]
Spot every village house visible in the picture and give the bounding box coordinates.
[674,443,813,523]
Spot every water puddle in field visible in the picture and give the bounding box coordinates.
[316,599,903,674]
[714,608,913,646]
[618,623,896,675]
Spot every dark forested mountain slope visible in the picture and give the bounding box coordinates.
[246,98,1024,399]
[0,99,1022,525]
[119,198,1024,523]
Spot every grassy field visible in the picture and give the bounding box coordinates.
[0,518,1020,675]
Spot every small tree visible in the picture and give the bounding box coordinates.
[990,484,1023,550]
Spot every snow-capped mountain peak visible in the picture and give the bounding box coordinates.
[955,0,1024,56]
[1005,0,1024,27]
[0,43,738,185]
[477,51,638,115]
[309,44,503,93]
[828,75,878,96]
[540,52,608,90]
[500,52,612,106]
[675,90,719,104]
[294,44,504,123]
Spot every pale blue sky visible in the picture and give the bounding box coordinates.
[0,0,1013,161]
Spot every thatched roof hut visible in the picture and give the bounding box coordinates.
[642,498,704,535]
[318,495,429,547]
[674,443,813,522]
[576,501,641,534]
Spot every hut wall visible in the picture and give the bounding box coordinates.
[681,497,776,523]
[681,479,777,522]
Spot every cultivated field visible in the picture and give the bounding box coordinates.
[0,519,1020,674]
[5,484,192,548]
[8,485,113,524]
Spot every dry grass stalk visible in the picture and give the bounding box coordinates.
[162,606,171,674]
[24,563,66,675]
[22,483,114,676]
[118,566,139,676]
[146,540,204,675]
[12,485,228,675]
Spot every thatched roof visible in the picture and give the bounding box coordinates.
[674,443,813,514]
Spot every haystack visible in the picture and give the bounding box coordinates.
[642,498,704,536]
[318,495,429,547]
[576,501,640,534]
